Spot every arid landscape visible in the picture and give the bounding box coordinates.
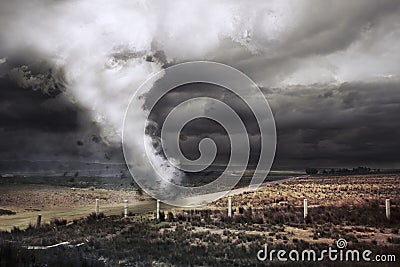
[2,0,400,266]
[1,174,399,266]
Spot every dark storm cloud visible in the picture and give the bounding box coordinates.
[0,0,400,171]
[270,80,400,168]
[0,76,123,162]
[0,77,77,132]
[147,83,260,135]
[146,83,262,166]
[146,80,400,169]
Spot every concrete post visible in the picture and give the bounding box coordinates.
[156,199,160,220]
[303,199,308,219]
[228,196,232,217]
[36,214,42,230]
[95,198,100,216]
[124,199,128,218]
[386,199,390,220]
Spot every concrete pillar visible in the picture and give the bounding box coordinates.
[386,199,390,220]
[303,199,308,219]
[156,199,160,220]
[228,196,232,217]
[95,198,100,216]
[124,199,128,218]
[36,214,42,230]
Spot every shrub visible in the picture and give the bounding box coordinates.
[159,212,165,222]
[50,218,67,226]
[86,212,104,221]
[238,207,244,214]
[388,237,400,244]
[11,226,21,233]
[167,212,174,222]
[0,209,16,216]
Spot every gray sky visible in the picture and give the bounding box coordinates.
[1,0,400,170]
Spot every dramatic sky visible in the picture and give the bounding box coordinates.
[1,0,400,170]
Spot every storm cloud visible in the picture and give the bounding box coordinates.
[0,0,400,171]
[146,80,400,169]
[0,75,123,162]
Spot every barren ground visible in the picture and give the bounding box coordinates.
[0,174,399,266]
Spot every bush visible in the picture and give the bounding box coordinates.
[86,212,104,221]
[11,226,21,233]
[388,237,400,244]
[238,207,244,214]
[167,212,174,222]
[0,209,16,216]
[50,218,67,226]
[159,211,165,222]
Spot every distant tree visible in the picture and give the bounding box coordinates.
[352,166,371,174]
[305,168,318,174]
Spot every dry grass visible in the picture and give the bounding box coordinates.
[213,174,400,208]
[1,174,399,266]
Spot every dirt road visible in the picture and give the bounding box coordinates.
[0,200,163,231]
[0,176,303,231]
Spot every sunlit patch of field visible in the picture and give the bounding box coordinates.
[0,183,157,231]
[213,174,400,208]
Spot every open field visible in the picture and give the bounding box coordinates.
[0,174,399,266]
[214,174,400,208]
[0,184,174,231]
[0,175,298,231]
